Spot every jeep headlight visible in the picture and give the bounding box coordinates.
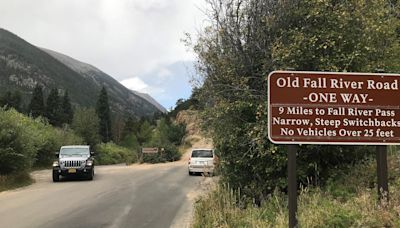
[86,160,93,166]
[52,161,59,167]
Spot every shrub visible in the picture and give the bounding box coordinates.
[141,118,182,163]
[0,115,35,174]
[0,108,83,174]
[142,144,180,163]
[95,142,138,165]
[191,0,399,202]
[33,124,83,168]
[193,153,400,227]
[120,132,139,150]
[167,123,186,146]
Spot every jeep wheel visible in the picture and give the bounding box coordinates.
[87,169,94,180]
[52,172,60,182]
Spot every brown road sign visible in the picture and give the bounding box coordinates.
[142,147,159,153]
[268,71,400,145]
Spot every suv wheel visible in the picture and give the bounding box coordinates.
[87,169,94,180]
[52,172,60,182]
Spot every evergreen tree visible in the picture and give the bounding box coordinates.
[137,121,152,145]
[46,88,61,126]
[29,85,45,118]
[122,116,139,139]
[61,91,73,124]
[1,91,21,111]
[96,86,112,142]
[72,107,101,148]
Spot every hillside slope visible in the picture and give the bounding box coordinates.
[0,28,162,117]
[43,48,166,114]
[131,90,167,113]
[176,110,213,160]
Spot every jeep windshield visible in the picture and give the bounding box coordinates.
[191,150,213,158]
[60,148,89,157]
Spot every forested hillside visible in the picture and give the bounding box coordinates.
[0,28,162,117]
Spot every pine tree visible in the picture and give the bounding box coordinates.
[72,107,101,148]
[1,91,21,111]
[122,116,138,139]
[61,91,73,124]
[96,86,112,142]
[46,88,61,126]
[29,85,45,117]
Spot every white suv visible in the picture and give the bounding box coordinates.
[188,149,216,175]
[52,145,95,182]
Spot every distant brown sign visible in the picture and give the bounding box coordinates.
[268,71,400,145]
[142,147,158,153]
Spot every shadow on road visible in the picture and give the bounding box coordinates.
[58,175,97,182]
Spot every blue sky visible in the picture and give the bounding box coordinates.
[0,0,207,109]
[121,61,196,110]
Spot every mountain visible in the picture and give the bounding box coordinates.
[0,28,164,117]
[131,90,167,113]
[42,48,167,114]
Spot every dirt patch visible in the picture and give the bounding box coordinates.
[171,175,218,228]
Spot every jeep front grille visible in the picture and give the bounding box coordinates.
[64,160,83,168]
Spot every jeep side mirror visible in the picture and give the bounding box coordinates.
[55,151,60,157]
[90,151,95,156]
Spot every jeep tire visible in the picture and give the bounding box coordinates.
[52,171,60,182]
[87,169,94,180]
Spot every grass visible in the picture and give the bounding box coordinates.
[193,152,400,227]
[0,172,34,193]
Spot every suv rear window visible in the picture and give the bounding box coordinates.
[191,150,213,158]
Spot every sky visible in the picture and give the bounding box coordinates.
[0,0,207,109]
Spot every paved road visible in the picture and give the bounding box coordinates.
[0,161,205,228]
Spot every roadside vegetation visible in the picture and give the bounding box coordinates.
[0,83,187,191]
[95,142,138,165]
[193,151,400,227]
[0,108,82,190]
[187,0,400,226]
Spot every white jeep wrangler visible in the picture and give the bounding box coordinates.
[52,145,95,182]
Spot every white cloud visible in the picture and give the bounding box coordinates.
[156,67,173,80]
[120,77,166,98]
[141,86,166,97]
[0,0,207,108]
[120,77,149,91]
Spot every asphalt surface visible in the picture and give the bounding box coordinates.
[0,161,205,228]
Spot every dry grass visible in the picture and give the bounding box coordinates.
[0,172,34,192]
[193,152,400,227]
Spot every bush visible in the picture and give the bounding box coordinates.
[191,0,400,202]
[0,114,36,174]
[120,132,139,150]
[33,123,83,168]
[142,144,180,163]
[95,142,138,165]
[141,118,182,163]
[0,108,83,174]
[167,123,186,146]
[193,153,400,227]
